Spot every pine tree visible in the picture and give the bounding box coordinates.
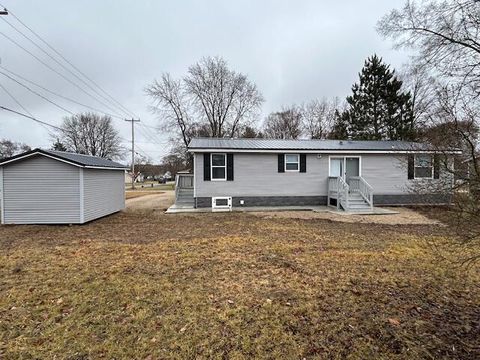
[52,139,67,152]
[328,110,349,139]
[343,55,416,141]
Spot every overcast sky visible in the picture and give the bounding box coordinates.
[0,0,409,162]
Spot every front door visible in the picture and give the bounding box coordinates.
[330,156,360,183]
[345,157,360,184]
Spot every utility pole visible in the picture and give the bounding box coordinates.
[0,7,8,15]
[125,118,140,189]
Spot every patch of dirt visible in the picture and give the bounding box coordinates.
[252,207,442,225]
[125,191,164,200]
[125,190,174,211]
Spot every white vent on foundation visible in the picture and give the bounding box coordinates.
[212,197,232,212]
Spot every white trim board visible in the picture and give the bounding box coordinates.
[188,148,461,155]
[79,168,85,224]
[0,167,4,225]
[0,151,127,170]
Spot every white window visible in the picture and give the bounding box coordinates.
[211,153,226,180]
[285,154,299,172]
[415,154,433,179]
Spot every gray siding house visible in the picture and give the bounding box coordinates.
[174,138,459,211]
[0,149,128,224]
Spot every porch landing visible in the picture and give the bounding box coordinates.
[165,204,398,215]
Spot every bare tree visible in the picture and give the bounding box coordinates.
[263,106,303,139]
[379,0,480,264]
[53,113,123,159]
[145,56,264,149]
[301,98,339,139]
[378,0,480,94]
[0,139,30,159]
[399,64,438,128]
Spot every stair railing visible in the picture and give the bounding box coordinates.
[175,173,194,202]
[349,176,373,210]
[337,176,350,211]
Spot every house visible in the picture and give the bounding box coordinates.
[125,172,145,184]
[0,148,128,224]
[173,138,460,211]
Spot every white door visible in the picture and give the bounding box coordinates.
[330,158,344,178]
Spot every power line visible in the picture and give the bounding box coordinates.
[0,70,75,115]
[0,3,138,119]
[0,66,124,120]
[0,30,126,118]
[0,17,133,118]
[0,105,65,132]
[0,81,33,117]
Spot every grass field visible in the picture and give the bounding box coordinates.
[125,182,175,192]
[0,210,479,359]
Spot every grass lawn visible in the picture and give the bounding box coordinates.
[0,210,479,359]
[125,182,175,192]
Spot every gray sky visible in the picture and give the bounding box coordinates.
[0,0,408,162]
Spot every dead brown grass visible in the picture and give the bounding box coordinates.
[0,211,479,359]
[125,191,164,200]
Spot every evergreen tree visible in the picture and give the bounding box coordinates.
[328,110,349,139]
[52,139,67,152]
[343,55,416,140]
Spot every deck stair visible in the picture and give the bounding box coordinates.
[347,193,372,212]
[327,176,374,212]
[175,173,194,208]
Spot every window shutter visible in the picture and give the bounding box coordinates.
[407,155,414,179]
[227,153,234,181]
[278,154,285,173]
[300,154,306,173]
[203,153,211,181]
[433,154,440,179]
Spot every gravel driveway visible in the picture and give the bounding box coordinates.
[125,190,175,211]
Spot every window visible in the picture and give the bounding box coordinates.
[211,153,226,180]
[415,154,433,179]
[285,154,299,171]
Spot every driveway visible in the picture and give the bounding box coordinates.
[125,190,175,211]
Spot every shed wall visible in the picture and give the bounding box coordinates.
[83,169,125,222]
[2,156,80,224]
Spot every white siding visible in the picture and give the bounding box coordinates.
[195,153,328,197]
[194,152,452,197]
[2,156,80,224]
[83,169,125,223]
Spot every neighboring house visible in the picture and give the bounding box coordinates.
[125,172,144,183]
[173,138,460,211]
[0,148,128,224]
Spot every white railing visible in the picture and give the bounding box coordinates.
[175,173,194,200]
[328,176,350,210]
[337,176,349,210]
[349,176,374,210]
[328,176,374,211]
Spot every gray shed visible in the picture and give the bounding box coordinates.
[0,149,128,224]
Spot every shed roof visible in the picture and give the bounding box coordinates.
[0,148,128,169]
[188,138,460,153]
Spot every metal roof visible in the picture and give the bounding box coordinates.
[0,148,128,169]
[188,138,453,152]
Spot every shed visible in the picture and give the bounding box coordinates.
[0,149,128,224]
